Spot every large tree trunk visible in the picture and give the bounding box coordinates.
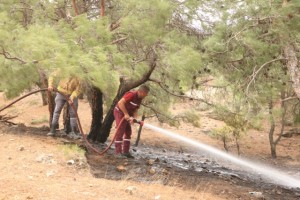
[87,86,104,141]
[96,80,128,143]
[284,45,300,99]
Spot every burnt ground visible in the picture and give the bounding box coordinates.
[2,124,300,200]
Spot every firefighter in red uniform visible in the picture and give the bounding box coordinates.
[113,85,150,158]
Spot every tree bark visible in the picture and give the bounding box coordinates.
[95,80,128,143]
[268,99,277,158]
[101,0,105,16]
[284,45,300,99]
[72,0,79,16]
[37,70,48,106]
[87,86,104,141]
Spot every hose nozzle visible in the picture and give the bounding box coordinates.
[133,118,144,126]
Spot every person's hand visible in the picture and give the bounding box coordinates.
[68,99,73,105]
[48,86,54,92]
[129,117,134,124]
[124,114,131,121]
[68,96,74,105]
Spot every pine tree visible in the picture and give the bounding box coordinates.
[0,0,208,142]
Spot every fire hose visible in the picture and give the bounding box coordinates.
[0,88,144,156]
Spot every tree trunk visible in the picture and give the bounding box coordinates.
[270,143,277,159]
[37,70,48,106]
[96,89,126,143]
[87,86,104,141]
[135,114,146,146]
[222,136,229,152]
[234,133,240,156]
[100,0,105,16]
[284,45,300,99]
[268,99,277,159]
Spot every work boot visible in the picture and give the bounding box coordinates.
[122,152,135,159]
[114,153,126,159]
[114,141,122,154]
[69,126,82,140]
[47,126,56,137]
[123,139,131,154]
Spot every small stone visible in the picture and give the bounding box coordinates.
[26,195,34,199]
[61,139,71,144]
[36,154,55,164]
[147,159,155,165]
[89,184,93,187]
[162,169,169,175]
[249,192,264,198]
[155,195,161,200]
[116,165,127,172]
[125,186,137,195]
[154,158,160,163]
[9,139,14,141]
[162,149,167,153]
[149,167,156,174]
[19,146,25,151]
[276,190,282,195]
[123,162,128,166]
[8,157,12,160]
[67,160,75,165]
[46,171,55,177]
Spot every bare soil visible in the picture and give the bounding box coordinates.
[1,93,300,200]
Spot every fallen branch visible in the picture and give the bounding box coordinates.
[0,114,18,125]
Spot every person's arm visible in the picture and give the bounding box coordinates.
[118,98,131,120]
[133,110,138,119]
[70,80,81,101]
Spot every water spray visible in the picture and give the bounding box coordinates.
[133,120,300,189]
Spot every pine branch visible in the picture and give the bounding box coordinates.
[111,36,128,44]
[246,58,286,94]
[0,47,27,64]
[142,103,178,123]
[148,78,214,106]
[125,47,158,89]
[0,47,40,64]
